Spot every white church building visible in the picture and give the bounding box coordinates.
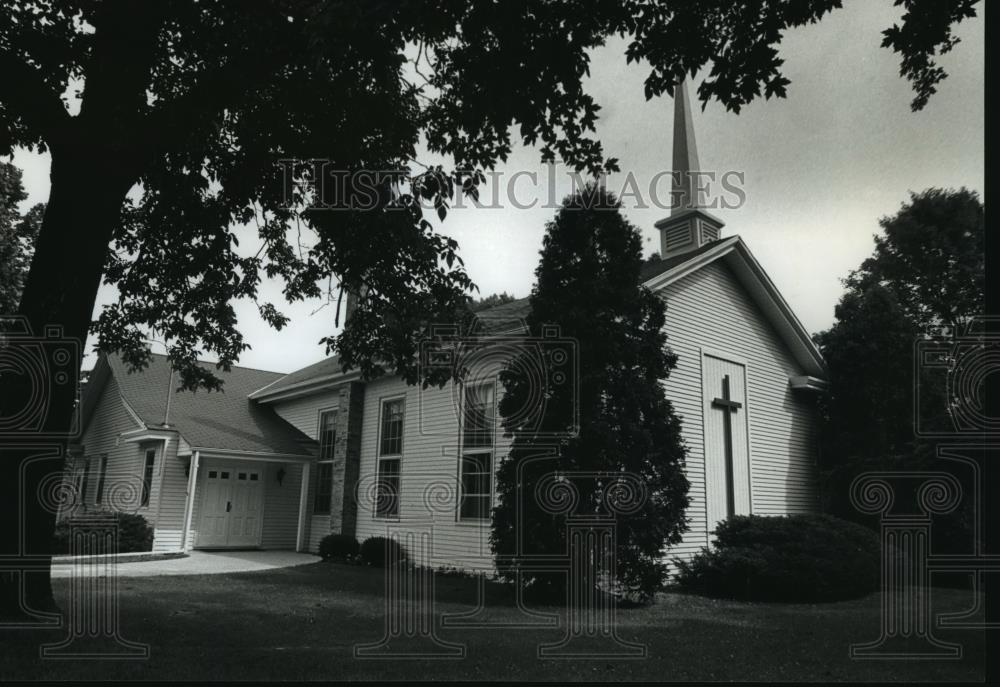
[75,81,827,568]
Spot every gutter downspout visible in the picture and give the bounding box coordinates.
[162,366,174,428]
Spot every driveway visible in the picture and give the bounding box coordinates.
[51,550,320,578]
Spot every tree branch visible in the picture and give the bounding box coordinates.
[0,50,73,147]
[135,48,278,162]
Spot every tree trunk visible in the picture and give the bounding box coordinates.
[0,147,131,619]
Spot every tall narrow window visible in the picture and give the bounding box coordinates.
[318,410,338,460]
[80,458,92,505]
[95,455,108,505]
[375,398,404,518]
[140,448,156,507]
[314,462,333,514]
[459,382,496,520]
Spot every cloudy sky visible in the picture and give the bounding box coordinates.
[8,1,984,374]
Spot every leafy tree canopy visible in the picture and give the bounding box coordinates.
[843,187,984,332]
[0,0,980,394]
[813,187,984,525]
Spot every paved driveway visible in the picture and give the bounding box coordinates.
[51,550,320,578]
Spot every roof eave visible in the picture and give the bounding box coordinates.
[249,369,363,403]
[177,446,317,461]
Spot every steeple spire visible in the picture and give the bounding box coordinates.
[671,78,701,214]
[655,77,725,258]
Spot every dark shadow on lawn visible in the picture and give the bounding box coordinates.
[262,561,650,612]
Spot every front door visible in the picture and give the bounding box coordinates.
[197,464,264,548]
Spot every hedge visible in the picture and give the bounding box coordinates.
[673,513,882,602]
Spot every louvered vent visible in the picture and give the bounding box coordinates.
[664,224,692,251]
[701,222,720,243]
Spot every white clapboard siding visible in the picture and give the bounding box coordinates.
[272,394,339,438]
[352,360,509,572]
[78,375,173,537]
[150,439,187,551]
[269,389,338,553]
[657,260,819,566]
[260,463,304,549]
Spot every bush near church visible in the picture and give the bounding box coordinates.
[318,533,360,561]
[359,536,407,568]
[673,514,881,602]
[51,512,154,555]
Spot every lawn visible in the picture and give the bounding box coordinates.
[1,561,986,681]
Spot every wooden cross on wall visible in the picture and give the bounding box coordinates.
[711,375,742,518]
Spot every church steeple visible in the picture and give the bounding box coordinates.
[656,78,725,258]
[671,76,701,214]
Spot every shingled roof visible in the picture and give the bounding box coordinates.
[93,353,316,456]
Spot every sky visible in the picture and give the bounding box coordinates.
[7,1,984,374]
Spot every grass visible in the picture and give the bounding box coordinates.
[1,561,986,681]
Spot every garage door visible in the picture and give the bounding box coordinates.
[197,464,264,548]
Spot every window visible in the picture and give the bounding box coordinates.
[375,398,404,518]
[314,462,333,514]
[80,458,92,505]
[459,382,496,520]
[140,449,156,507]
[318,410,338,460]
[95,455,108,505]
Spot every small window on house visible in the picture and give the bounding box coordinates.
[95,455,108,505]
[318,410,338,460]
[238,473,247,480]
[208,470,218,479]
[375,398,404,518]
[140,449,156,507]
[221,472,229,479]
[250,474,259,481]
[459,382,496,521]
[314,462,333,514]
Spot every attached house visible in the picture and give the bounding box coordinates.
[70,79,827,567]
[73,354,318,552]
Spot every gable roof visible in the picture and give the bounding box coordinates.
[252,234,825,403]
[642,236,827,377]
[87,352,316,456]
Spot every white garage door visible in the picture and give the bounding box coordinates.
[197,463,264,548]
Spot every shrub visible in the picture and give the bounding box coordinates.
[318,534,360,560]
[673,514,881,602]
[359,536,407,567]
[115,513,154,552]
[51,512,154,555]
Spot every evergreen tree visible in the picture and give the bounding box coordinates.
[469,292,519,313]
[491,185,690,601]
